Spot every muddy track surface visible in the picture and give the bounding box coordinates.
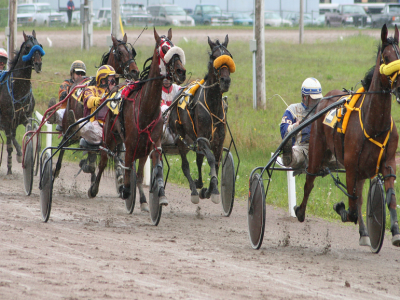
[0,154,400,300]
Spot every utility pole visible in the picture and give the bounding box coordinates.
[111,0,120,40]
[299,0,304,44]
[7,0,17,62]
[82,0,90,50]
[254,0,266,110]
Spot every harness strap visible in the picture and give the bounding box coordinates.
[353,94,393,177]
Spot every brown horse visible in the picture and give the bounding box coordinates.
[295,24,400,247]
[168,35,234,204]
[88,28,186,209]
[0,31,44,175]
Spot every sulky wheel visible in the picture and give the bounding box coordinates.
[33,122,41,176]
[23,124,34,196]
[247,172,266,250]
[367,176,386,254]
[149,164,162,226]
[125,162,137,214]
[220,148,235,217]
[40,152,53,222]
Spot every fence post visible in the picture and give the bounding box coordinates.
[272,153,296,217]
[35,111,52,155]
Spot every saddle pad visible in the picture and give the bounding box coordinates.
[323,108,339,128]
[178,79,205,109]
[106,86,125,115]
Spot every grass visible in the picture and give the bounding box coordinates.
[12,29,400,229]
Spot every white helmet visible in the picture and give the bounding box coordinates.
[301,78,322,99]
[0,48,8,59]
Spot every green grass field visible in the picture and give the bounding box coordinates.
[14,28,400,228]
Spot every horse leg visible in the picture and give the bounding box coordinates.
[88,148,108,198]
[294,174,316,222]
[6,133,13,175]
[382,165,400,246]
[356,180,370,246]
[151,141,168,206]
[12,133,22,163]
[136,157,149,212]
[198,142,220,204]
[177,141,199,204]
[194,152,204,189]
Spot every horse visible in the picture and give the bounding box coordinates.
[294,24,400,247]
[0,30,44,175]
[88,28,186,210]
[167,35,235,205]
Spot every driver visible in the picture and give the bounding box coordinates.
[0,48,8,71]
[47,60,87,129]
[280,77,322,169]
[161,78,181,145]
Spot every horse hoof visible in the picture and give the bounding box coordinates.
[333,201,345,214]
[294,205,305,222]
[392,234,400,247]
[159,196,168,206]
[88,186,97,199]
[119,185,130,199]
[140,202,149,212]
[191,195,199,204]
[211,194,220,204]
[199,188,207,199]
[17,154,22,163]
[359,236,371,247]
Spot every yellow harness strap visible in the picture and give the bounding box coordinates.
[337,87,364,134]
[352,93,393,177]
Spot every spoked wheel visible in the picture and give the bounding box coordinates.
[149,165,162,226]
[367,176,386,254]
[125,162,137,214]
[23,124,34,196]
[220,148,235,217]
[247,172,266,250]
[40,152,53,222]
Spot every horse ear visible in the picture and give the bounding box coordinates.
[395,25,399,44]
[208,37,215,49]
[32,30,36,39]
[222,34,229,47]
[23,31,27,42]
[381,24,388,44]
[123,33,127,43]
[167,28,172,41]
[111,34,117,46]
[154,27,161,45]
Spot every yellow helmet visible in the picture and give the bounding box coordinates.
[70,60,86,76]
[96,65,116,87]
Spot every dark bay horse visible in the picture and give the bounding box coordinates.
[88,28,186,209]
[0,31,44,175]
[168,35,235,204]
[295,24,400,247]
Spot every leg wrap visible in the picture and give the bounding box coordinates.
[386,188,395,208]
[389,207,400,235]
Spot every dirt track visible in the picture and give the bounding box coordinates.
[1,28,400,299]
[1,153,400,299]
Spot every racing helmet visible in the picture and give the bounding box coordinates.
[0,48,8,65]
[70,60,86,76]
[301,78,322,100]
[96,65,116,87]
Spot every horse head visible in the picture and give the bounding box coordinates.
[21,30,44,73]
[208,35,235,93]
[378,24,400,102]
[154,28,186,84]
[111,33,139,80]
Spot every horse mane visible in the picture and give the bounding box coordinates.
[361,43,384,91]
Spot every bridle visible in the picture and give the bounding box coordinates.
[210,42,234,84]
[112,40,137,80]
[380,40,400,90]
[157,36,185,83]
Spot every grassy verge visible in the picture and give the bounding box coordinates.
[15,31,400,229]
